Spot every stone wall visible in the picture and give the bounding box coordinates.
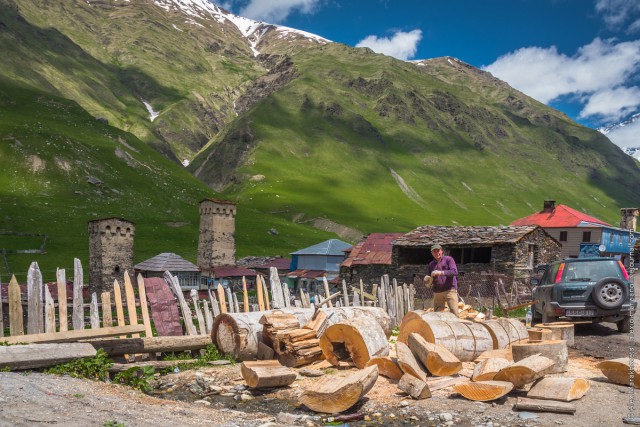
[197,199,236,276]
[88,218,135,295]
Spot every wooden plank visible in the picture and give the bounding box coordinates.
[101,291,113,327]
[514,397,576,414]
[72,258,84,331]
[0,324,146,344]
[113,280,126,338]
[190,289,206,335]
[56,268,68,332]
[123,272,140,338]
[242,276,249,313]
[350,286,377,302]
[44,286,56,333]
[137,274,153,338]
[217,284,227,314]
[27,262,43,334]
[89,293,100,329]
[88,335,212,356]
[505,300,538,312]
[8,275,24,336]
[256,275,265,312]
[0,343,97,370]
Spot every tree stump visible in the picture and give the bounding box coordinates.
[453,380,514,401]
[299,365,378,413]
[241,360,297,388]
[527,377,590,401]
[511,340,568,373]
[319,316,389,368]
[527,327,553,342]
[472,358,512,381]
[597,358,640,388]
[535,322,574,347]
[407,333,462,376]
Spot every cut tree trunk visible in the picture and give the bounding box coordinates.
[407,333,462,376]
[472,358,512,381]
[319,316,389,368]
[476,348,513,362]
[477,320,512,349]
[299,365,378,413]
[535,322,574,347]
[241,360,297,388]
[493,354,555,388]
[514,397,576,414]
[396,341,428,382]
[597,358,640,388]
[398,373,431,399]
[511,340,568,373]
[527,327,553,342]
[313,307,393,338]
[365,356,404,380]
[494,318,528,342]
[527,377,590,401]
[0,343,96,370]
[397,311,461,343]
[86,335,212,357]
[453,380,514,401]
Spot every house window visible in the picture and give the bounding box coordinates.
[449,247,492,264]
[582,231,591,242]
[527,244,535,268]
[559,231,567,242]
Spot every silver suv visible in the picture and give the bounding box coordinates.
[530,257,635,332]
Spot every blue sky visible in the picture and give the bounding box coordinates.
[218,0,640,150]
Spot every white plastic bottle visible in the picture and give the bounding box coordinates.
[525,307,533,329]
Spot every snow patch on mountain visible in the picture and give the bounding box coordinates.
[598,113,640,159]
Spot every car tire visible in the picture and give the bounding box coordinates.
[617,316,631,333]
[592,277,627,310]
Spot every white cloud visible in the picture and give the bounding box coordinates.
[579,86,640,120]
[236,0,321,24]
[355,29,422,61]
[483,38,640,120]
[595,0,640,33]
[604,117,640,149]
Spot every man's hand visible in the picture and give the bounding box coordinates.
[431,270,443,277]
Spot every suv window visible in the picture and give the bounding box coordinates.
[564,260,623,282]
[543,263,561,285]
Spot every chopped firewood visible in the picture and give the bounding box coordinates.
[320,317,389,368]
[396,341,428,381]
[514,397,576,414]
[527,327,553,342]
[407,333,462,376]
[299,365,378,413]
[241,360,297,389]
[597,358,640,388]
[365,356,404,380]
[535,322,575,347]
[260,312,306,346]
[527,377,590,401]
[398,374,431,399]
[472,358,512,381]
[493,354,554,388]
[426,375,470,391]
[453,380,514,401]
[475,348,513,362]
[511,340,568,373]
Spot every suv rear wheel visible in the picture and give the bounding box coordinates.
[593,278,627,310]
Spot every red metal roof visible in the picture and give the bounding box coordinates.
[212,265,257,277]
[253,257,291,270]
[511,204,610,228]
[341,233,405,267]
[286,269,326,279]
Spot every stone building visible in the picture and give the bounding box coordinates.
[340,233,404,285]
[391,225,561,284]
[88,217,135,294]
[197,199,236,277]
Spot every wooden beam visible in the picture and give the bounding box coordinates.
[89,335,212,357]
[0,343,97,370]
[505,300,538,312]
[514,397,576,414]
[0,324,146,344]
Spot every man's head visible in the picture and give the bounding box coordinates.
[431,244,443,261]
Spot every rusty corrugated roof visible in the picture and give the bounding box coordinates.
[393,226,541,247]
[212,265,257,277]
[286,269,326,279]
[342,233,404,267]
[511,204,610,227]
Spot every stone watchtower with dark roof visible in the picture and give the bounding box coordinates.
[197,199,236,277]
[88,218,135,295]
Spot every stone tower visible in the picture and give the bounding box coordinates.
[88,217,135,294]
[620,208,639,231]
[198,199,237,276]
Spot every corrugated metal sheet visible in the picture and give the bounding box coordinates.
[511,204,610,227]
[252,257,291,270]
[212,266,257,277]
[394,226,540,247]
[286,269,326,279]
[342,233,404,267]
[134,252,198,272]
[290,239,352,256]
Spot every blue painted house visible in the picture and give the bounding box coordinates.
[287,239,352,294]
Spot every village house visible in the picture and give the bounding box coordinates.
[134,252,201,289]
[511,200,639,265]
[286,239,351,295]
[391,225,561,285]
[339,233,404,285]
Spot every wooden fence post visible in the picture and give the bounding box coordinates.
[27,262,44,334]
[72,258,84,330]
[8,275,23,336]
[56,268,68,332]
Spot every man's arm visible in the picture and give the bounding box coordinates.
[442,256,458,277]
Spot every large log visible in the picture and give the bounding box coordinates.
[535,322,575,347]
[397,311,461,343]
[514,397,576,414]
[365,357,404,380]
[477,320,512,349]
[319,316,389,368]
[597,358,640,388]
[396,341,428,381]
[494,318,528,342]
[241,360,297,388]
[472,358,512,381]
[527,377,590,401]
[315,307,393,338]
[453,380,514,401]
[465,322,494,359]
[511,340,568,373]
[299,365,378,413]
[407,333,462,377]
[86,335,212,357]
[493,354,555,388]
[398,374,431,399]
[476,348,513,362]
[0,324,146,345]
[0,343,96,370]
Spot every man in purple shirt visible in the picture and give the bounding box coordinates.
[424,244,459,316]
